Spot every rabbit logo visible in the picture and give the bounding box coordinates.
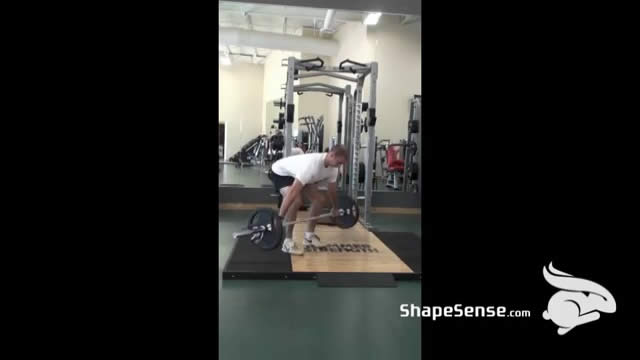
[542,262,616,335]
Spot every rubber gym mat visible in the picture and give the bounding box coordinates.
[373,231,422,273]
[317,273,397,287]
[223,236,292,278]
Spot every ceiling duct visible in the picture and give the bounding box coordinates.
[320,9,336,33]
[219,27,339,57]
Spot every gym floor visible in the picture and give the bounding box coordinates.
[219,210,423,359]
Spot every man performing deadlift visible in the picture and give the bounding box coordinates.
[268,145,348,255]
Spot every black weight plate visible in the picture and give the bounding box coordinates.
[247,208,283,250]
[334,195,359,229]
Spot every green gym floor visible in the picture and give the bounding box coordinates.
[219,210,423,360]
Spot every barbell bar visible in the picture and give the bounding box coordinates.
[231,209,343,239]
[232,194,359,250]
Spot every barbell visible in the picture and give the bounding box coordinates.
[232,194,360,250]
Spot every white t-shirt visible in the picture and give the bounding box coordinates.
[291,147,304,156]
[272,153,339,186]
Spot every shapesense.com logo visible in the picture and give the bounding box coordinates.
[398,262,617,336]
[400,304,531,320]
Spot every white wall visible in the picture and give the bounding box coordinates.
[368,21,421,144]
[219,62,265,160]
[324,22,373,149]
[261,49,301,135]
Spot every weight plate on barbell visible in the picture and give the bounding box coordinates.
[334,195,359,229]
[247,208,283,250]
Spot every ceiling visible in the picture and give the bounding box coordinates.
[221,0,421,16]
[219,1,419,64]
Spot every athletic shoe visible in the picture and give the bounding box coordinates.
[281,238,304,255]
[303,232,322,247]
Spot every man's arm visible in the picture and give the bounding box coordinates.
[279,179,304,217]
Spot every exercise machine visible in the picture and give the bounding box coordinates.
[229,135,266,167]
[281,56,378,229]
[371,96,421,192]
[403,95,421,192]
[385,141,407,190]
[298,115,324,153]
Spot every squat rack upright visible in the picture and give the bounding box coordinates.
[282,56,378,229]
